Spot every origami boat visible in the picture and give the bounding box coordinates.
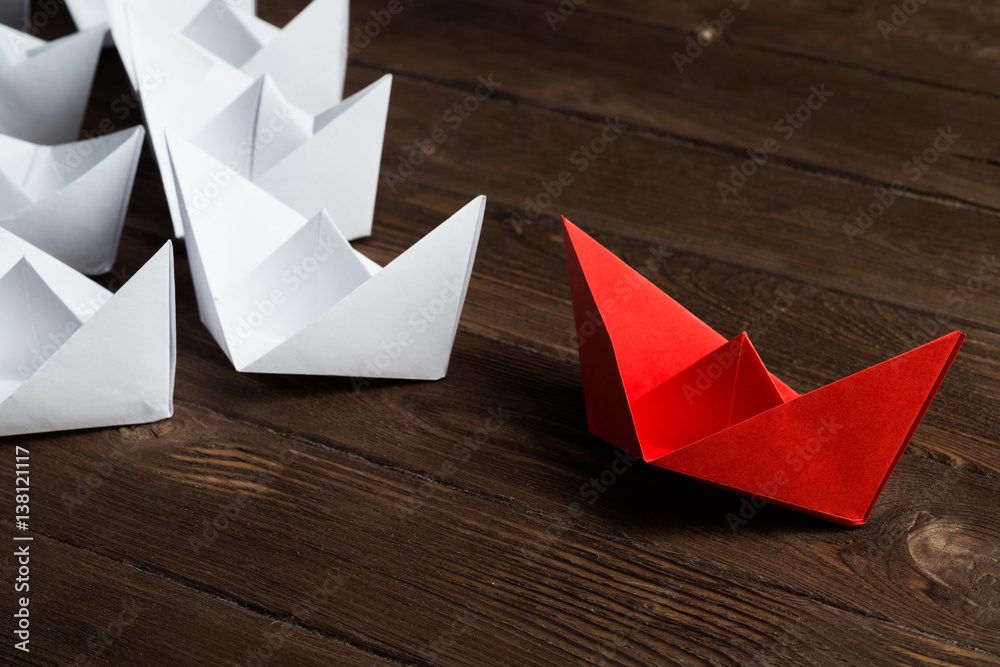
[0,126,144,274]
[125,4,382,240]
[562,218,964,526]
[187,74,390,241]
[0,23,105,143]
[0,230,175,436]
[167,132,484,379]
[108,0,346,114]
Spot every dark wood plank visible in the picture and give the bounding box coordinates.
[0,529,387,666]
[61,218,997,659]
[362,71,1000,331]
[8,406,999,665]
[346,0,1000,214]
[539,0,1000,100]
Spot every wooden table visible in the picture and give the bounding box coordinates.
[5,1,1000,664]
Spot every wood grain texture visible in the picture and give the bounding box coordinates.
[350,0,1000,213]
[3,531,387,666]
[543,0,1000,99]
[1,0,998,665]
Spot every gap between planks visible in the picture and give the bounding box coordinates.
[5,525,409,666]
[346,61,1000,222]
[156,388,999,662]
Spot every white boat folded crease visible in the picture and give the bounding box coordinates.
[108,0,346,114]
[0,231,176,436]
[0,126,145,274]
[124,1,381,241]
[0,23,106,143]
[66,0,257,48]
[167,133,485,380]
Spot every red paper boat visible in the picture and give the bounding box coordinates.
[562,218,964,526]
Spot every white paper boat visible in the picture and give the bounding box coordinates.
[0,126,145,274]
[0,230,175,436]
[109,0,345,114]
[0,0,28,30]
[166,133,484,379]
[0,24,106,143]
[190,74,391,241]
[127,7,388,240]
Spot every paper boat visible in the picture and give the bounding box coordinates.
[126,5,381,240]
[190,74,391,241]
[0,24,106,143]
[0,126,145,274]
[0,230,175,436]
[109,0,345,114]
[167,133,484,378]
[68,0,256,48]
[562,218,964,526]
[0,1,28,30]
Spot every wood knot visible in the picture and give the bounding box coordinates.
[117,418,176,441]
[906,512,1000,625]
